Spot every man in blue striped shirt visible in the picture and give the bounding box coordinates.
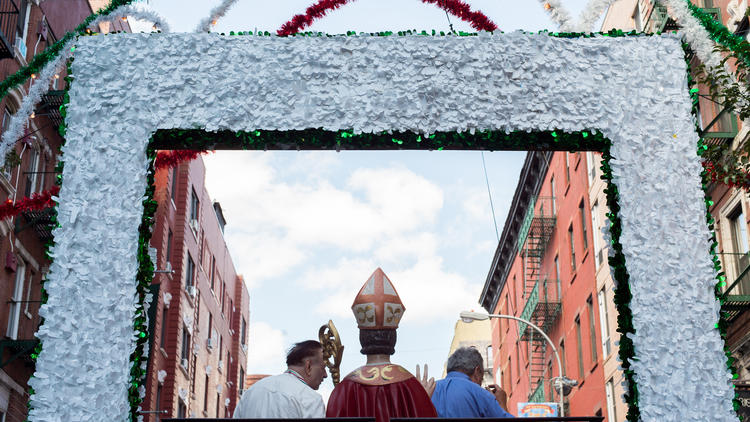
[431,347,514,418]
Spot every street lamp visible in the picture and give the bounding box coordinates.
[460,311,576,417]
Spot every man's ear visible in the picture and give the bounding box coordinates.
[304,358,313,375]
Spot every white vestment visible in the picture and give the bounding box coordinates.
[233,372,325,419]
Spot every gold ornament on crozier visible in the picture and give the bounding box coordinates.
[319,320,344,385]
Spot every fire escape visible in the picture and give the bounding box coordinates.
[516,195,560,402]
[0,0,19,59]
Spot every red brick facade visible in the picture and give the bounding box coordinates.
[483,151,609,418]
[141,157,249,420]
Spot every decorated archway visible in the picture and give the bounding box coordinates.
[0,0,744,420]
[17,30,731,421]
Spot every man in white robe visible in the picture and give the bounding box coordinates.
[233,340,327,418]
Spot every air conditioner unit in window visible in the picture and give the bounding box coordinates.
[187,285,197,298]
[181,358,188,368]
[206,337,215,349]
[218,360,224,371]
[189,218,200,234]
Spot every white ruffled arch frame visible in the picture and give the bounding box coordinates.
[27,31,737,421]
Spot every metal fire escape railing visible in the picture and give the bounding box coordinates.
[516,195,560,402]
[719,252,750,322]
[0,0,19,60]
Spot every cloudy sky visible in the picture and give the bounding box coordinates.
[141,0,593,401]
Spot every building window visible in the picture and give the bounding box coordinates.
[216,392,221,418]
[592,201,603,268]
[547,360,554,401]
[239,367,245,397]
[598,289,611,357]
[210,255,216,291]
[181,324,191,362]
[204,374,209,412]
[579,201,588,251]
[23,269,34,315]
[565,153,571,184]
[559,339,566,376]
[729,205,750,280]
[190,188,200,223]
[575,316,584,379]
[160,307,168,349]
[587,295,597,363]
[186,254,195,288]
[550,176,556,214]
[16,0,30,46]
[7,260,25,339]
[240,316,247,346]
[208,313,213,349]
[586,151,597,183]
[569,225,576,272]
[170,166,178,202]
[156,384,162,414]
[606,378,617,422]
[507,356,512,390]
[221,281,226,314]
[554,255,561,299]
[486,345,493,369]
[632,1,643,32]
[515,342,521,383]
[177,399,186,418]
[23,146,39,197]
[166,229,173,265]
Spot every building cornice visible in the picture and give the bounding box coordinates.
[479,151,551,313]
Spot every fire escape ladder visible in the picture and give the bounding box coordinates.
[517,195,559,402]
[527,333,548,402]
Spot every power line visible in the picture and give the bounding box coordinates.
[481,151,500,242]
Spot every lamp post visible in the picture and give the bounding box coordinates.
[460,310,574,417]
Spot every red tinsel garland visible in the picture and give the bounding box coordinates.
[0,151,207,222]
[277,0,498,36]
[154,150,208,170]
[0,185,60,221]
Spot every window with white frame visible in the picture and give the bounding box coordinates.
[598,288,612,357]
[7,259,25,339]
[23,269,34,317]
[1,108,13,180]
[15,0,30,49]
[23,145,39,197]
[592,201,603,269]
[606,378,617,422]
[728,204,750,280]
[586,151,597,183]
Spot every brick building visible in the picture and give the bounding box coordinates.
[0,1,129,420]
[141,156,250,420]
[480,151,621,419]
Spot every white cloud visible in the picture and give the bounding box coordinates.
[245,321,287,375]
[204,153,447,286]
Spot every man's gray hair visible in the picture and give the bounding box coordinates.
[447,347,484,375]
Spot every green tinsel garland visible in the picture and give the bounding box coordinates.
[686,1,750,69]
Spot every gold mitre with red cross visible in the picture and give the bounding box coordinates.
[351,268,405,330]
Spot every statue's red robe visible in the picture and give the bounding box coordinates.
[326,363,438,422]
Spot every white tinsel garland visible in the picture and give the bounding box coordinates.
[574,0,619,32]
[194,0,241,33]
[0,41,72,167]
[86,4,171,33]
